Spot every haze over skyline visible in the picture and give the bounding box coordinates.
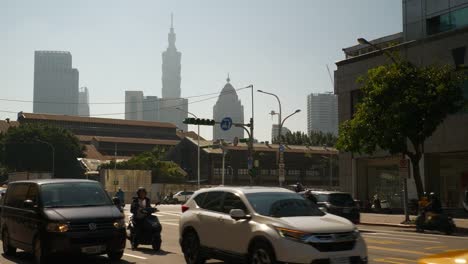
[0,0,402,141]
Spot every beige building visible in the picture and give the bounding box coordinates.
[335,1,468,209]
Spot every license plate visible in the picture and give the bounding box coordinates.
[330,257,350,264]
[343,208,351,213]
[81,245,106,254]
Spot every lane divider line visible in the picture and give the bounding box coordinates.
[123,253,148,260]
[363,234,441,244]
[368,245,431,255]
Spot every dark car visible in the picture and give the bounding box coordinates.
[311,191,360,224]
[0,179,126,264]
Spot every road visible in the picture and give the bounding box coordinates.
[0,205,467,264]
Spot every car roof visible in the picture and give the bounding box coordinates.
[8,179,99,186]
[197,186,295,194]
[310,190,351,195]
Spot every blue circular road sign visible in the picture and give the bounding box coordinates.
[220,117,233,131]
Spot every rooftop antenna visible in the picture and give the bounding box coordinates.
[326,64,334,91]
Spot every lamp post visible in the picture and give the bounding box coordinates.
[357,37,398,64]
[257,90,301,187]
[35,139,55,177]
[176,107,201,190]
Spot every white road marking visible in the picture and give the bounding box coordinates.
[124,253,148,260]
[157,212,181,217]
[363,233,441,244]
[359,228,468,240]
[362,231,439,240]
[160,221,180,226]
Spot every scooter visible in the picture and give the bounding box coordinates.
[416,211,456,235]
[126,207,162,251]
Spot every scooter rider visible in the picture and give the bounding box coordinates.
[425,192,443,214]
[130,187,152,249]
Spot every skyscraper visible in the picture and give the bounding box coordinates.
[78,87,90,117]
[307,93,338,135]
[159,14,188,131]
[143,96,160,121]
[33,51,79,115]
[213,76,244,142]
[125,91,144,120]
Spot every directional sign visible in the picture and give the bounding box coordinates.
[399,159,409,178]
[279,145,285,153]
[220,117,233,131]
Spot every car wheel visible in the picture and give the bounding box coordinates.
[34,238,48,264]
[108,251,124,261]
[249,241,277,264]
[2,229,16,256]
[182,231,205,264]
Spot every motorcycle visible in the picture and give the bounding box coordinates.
[126,207,162,251]
[416,212,456,235]
[161,195,178,204]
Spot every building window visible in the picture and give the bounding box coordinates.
[270,169,277,176]
[427,6,468,35]
[261,169,269,176]
[238,169,248,175]
[287,170,300,176]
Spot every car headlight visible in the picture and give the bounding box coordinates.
[274,226,308,242]
[113,218,126,229]
[46,223,69,233]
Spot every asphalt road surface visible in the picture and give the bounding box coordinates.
[0,205,467,264]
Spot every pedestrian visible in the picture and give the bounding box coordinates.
[116,187,125,204]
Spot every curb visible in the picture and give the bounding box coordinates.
[359,222,416,228]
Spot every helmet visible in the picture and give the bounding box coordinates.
[137,187,147,195]
[429,192,436,199]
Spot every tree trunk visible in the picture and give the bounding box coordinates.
[409,156,425,198]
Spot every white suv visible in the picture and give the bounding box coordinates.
[179,186,367,264]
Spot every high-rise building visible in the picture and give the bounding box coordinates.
[403,0,468,41]
[307,93,338,135]
[78,87,90,117]
[213,76,244,142]
[143,96,160,121]
[159,14,188,131]
[271,124,291,142]
[33,51,79,115]
[125,91,144,120]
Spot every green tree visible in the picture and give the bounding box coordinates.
[336,59,467,198]
[0,124,85,178]
[100,147,185,182]
[273,131,337,147]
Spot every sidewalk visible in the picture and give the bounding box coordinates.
[360,213,468,229]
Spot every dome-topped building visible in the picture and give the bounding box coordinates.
[213,75,244,142]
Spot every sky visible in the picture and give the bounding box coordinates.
[0,0,402,141]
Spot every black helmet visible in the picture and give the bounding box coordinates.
[137,187,147,195]
[429,192,436,199]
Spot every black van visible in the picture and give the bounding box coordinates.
[0,179,126,263]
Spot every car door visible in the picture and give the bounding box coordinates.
[217,192,253,254]
[20,184,40,248]
[196,191,225,249]
[3,183,29,247]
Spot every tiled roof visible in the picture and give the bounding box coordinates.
[92,136,180,145]
[17,112,177,129]
[83,144,104,160]
[0,120,19,133]
[185,138,338,155]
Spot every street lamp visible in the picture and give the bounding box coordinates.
[35,139,55,177]
[357,37,398,64]
[257,90,301,187]
[175,107,201,190]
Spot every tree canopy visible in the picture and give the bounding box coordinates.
[273,131,337,147]
[100,147,185,183]
[0,124,85,178]
[336,58,467,197]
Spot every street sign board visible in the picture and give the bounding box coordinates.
[399,159,409,178]
[247,157,253,169]
[279,168,285,182]
[279,145,285,153]
[220,117,233,131]
[279,163,285,169]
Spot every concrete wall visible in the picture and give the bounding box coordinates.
[8,172,52,182]
[101,169,152,204]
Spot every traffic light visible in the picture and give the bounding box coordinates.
[183,118,216,126]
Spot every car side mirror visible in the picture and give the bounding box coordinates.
[24,199,36,209]
[230,209,250,220]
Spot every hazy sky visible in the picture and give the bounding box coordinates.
[1,0,402,141]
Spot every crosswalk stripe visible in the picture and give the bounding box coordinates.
[160,221,180,226]
[124,253,148,260]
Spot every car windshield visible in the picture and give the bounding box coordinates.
[245,192,324,217]
[40,182,112,208]
[316,193,355,207]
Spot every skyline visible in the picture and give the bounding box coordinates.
[0,0,402,141]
